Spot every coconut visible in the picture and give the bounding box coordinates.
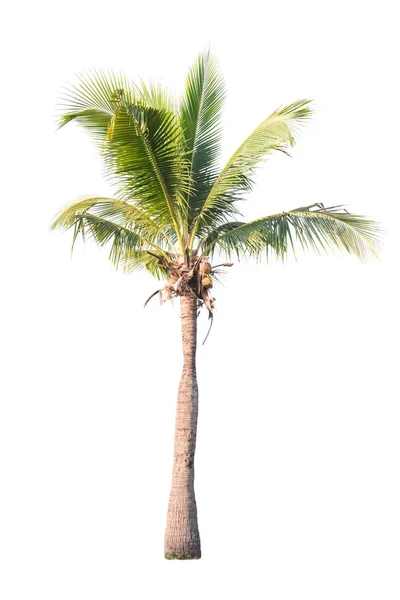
[199,261,212,275]
[202,275,213,289]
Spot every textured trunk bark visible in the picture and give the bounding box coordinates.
[164,293,201,559]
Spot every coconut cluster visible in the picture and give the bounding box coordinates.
[162,256,215,313]
[144,254,233,318]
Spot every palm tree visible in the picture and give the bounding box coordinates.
[52,51,380,560]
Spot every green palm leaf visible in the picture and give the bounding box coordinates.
[180,51,225,230]
[52,197,175,253]
[202,204,381,262]
[51,197,175,274]
[105,99,189,236]
[190,99,313,244]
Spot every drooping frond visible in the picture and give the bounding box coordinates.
[51,197,175,275]
[52,197,175,253]
[190,99,313,244]
[202,204,381,262]
[180,51,226,230]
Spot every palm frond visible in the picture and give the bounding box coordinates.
[180,51,226,230]
[190,99,313,244]
[107,100,189,242]
[203,204,381,262]
[51,197,176,254]
[51,198,175,273]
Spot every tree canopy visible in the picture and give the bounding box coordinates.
[52,51,381,279]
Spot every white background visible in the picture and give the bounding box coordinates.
[1,0,399,598]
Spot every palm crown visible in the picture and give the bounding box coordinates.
[52,51,380,316]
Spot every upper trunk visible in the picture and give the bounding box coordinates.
[164,293,201,559]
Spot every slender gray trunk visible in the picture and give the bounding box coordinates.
[164,293,201,559]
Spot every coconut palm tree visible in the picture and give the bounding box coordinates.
[52,51,380,560]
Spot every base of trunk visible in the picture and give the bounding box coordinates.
[165,552,201,560]
[164,512,201,560]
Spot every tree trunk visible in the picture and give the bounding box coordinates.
[164,293,201,559]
